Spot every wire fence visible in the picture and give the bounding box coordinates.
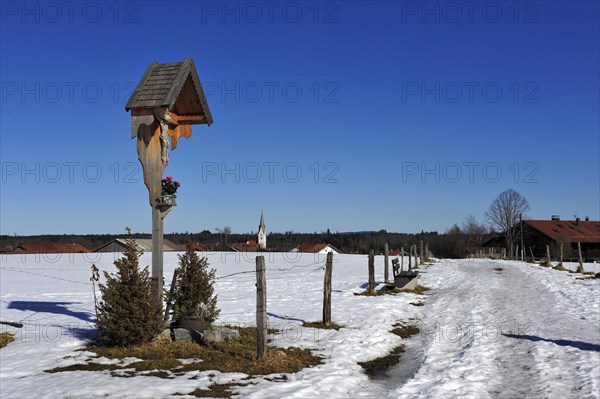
[0,256,334,331]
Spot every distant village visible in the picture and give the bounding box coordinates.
[1,213,599,262]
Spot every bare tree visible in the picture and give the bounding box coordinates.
[462,215,487,253]
[485,189,530,259]
[443,224,467,258]
[215,226,232,249]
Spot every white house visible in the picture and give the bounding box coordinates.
[291,243,342,254]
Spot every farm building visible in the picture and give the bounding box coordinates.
[291,243,342,254]
[227,240,261,252]
[523,217,600,261]
[94,238,183,253]
[7,243,91,254]
[483,217,600,261]
[191,243,209,252]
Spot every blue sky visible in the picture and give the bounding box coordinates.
[1,0,598,235]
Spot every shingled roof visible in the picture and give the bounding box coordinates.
[125,58,213,125]
[11,243,91,254]
[525,220,600,243]
[293,243,342,254]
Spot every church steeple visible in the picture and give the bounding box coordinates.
[258,211,266,250]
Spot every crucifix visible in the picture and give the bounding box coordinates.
[125,58,213,300]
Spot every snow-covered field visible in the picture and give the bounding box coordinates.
[1,252,599,398]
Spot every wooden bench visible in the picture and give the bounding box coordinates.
[392,257,401,277]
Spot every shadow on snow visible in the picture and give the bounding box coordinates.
[7,301,95,323]
[503,333,600,352]
[267,312,306,323]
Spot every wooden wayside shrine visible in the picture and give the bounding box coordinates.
[125,58,213,300]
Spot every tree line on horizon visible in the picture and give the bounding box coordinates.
[0,190,533,259]
[0,226,494,258]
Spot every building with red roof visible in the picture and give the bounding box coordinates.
[291,243,342,254]
[483,216,600,260]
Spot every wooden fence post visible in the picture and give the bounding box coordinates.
[400,246,404,272]
[559,241,564,267]
[384,243,389,283]
[419,241,424,265]
[544,245,552,267]
[408,246,412,270]
[368,250,375,295]
[256,256,267,360]
[577,242,585,273]
[529,247,535,262]
[425,243,429,262]
[323,252,333,326]
[413,245,419,269]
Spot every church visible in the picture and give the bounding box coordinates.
[258,211,266,250]
[227,212,267,252]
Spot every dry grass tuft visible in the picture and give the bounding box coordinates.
[47,363,121,373]
[396,285,430,295]
[187,383,244,398]
[356,284,430,297]
[576,273,600,280]
[358,345,405,377]
[0,332,14,348]
[357,322,421,375]
[390,323,420,339]
[89,340,205,360]
[46,327,322,378]
[302,321,342,330]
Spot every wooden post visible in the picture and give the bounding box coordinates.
[151,207,164,301]
[400,246,404,272]
[420,241,424,265]
[559,241,564,266]
[368,250,375,295]
[413,245,419,269]
[577,242,585,273]
[323,252,333,326]
[163,268,179,321]
[515,244,519,260]
[384,243,389,283]
[425,243,429,262]
[127,59,214,309]
[529,247,535,262]
[408,246,412,270]
[256,256,267,360]
[545,245,552,267]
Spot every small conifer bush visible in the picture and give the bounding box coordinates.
[96,239,164,346]
[168,242,219,324]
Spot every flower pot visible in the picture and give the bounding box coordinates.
[158,194,177,207]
